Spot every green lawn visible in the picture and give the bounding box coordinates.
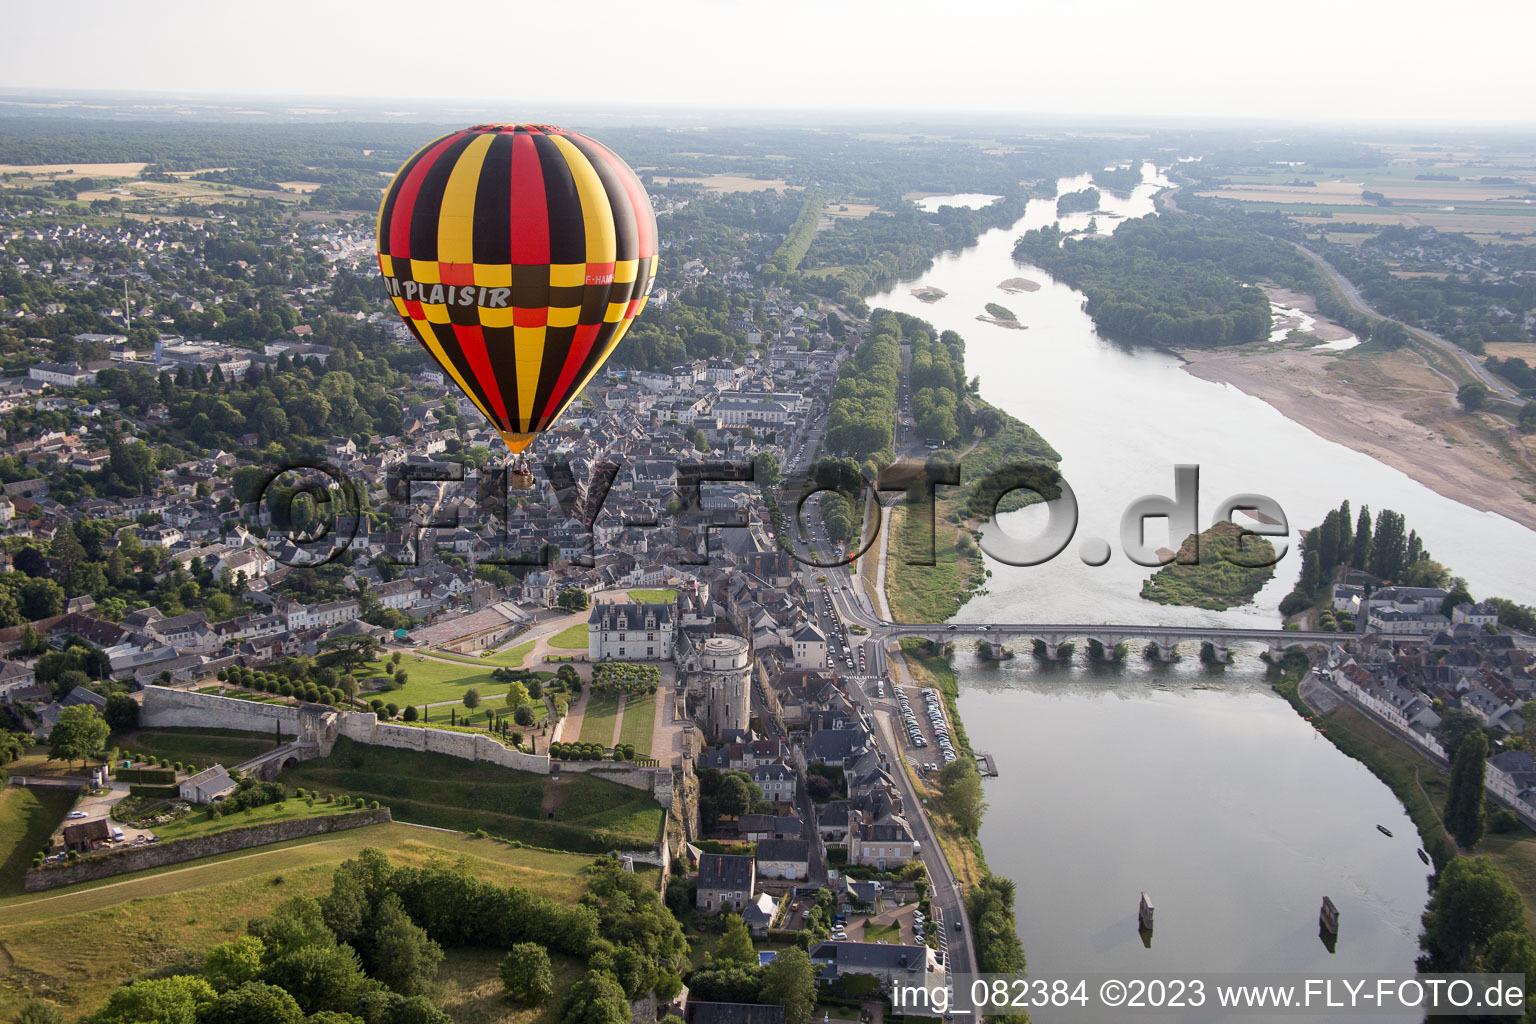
[626,589,676,604]
[616,693,656,755]
[0,786,77,896]
[279,737,662,853]
[148,800,356,842]
[358,654,501,705]
[861,920,901,943]
[578,695,621,747]
[423,640,537,669]
[0,821,593,1020]
[112,727,282,768]
[413,696,548,728]
[547,623,589,649]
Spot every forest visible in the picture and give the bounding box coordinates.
[1013,215,1279,348]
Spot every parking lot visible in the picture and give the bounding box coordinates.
[892,681,959,773]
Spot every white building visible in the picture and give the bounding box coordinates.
[588,599,676,661]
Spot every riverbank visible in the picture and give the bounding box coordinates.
[882,404,1060,623]
[1274,655,1536,931]
[1179,330,1536,532]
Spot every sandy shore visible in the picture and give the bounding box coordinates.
[1180,342,1536,531]
[998,277,1041,293]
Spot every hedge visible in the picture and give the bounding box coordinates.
[117,767,176,784]
[128,783,181,799]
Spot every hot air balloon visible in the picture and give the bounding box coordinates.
[376,124,658,484]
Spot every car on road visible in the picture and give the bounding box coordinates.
[67,810,87,819]
[946,624,958,630]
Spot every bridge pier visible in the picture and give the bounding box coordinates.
[1087,638,1119,662]
[980,641,1012,661]
[1154,641,1178,663]
[1201,641,1231,665]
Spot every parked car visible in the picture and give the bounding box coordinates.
[67,810,87,819]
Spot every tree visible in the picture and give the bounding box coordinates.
[85,975,217,1024]
[402,705,419,722]
[103,692,140,732]
[1419,857,1526,972]
[367,898,444,996]
[561,970,631,1024]
[514,704,536,728]
[503,681,531,709]
[260,944,367,1014]
[1458,381,1490,412]
[197,982,304,1024]
[463,688,481,710]
[1352,506,1372,569]
[715,771,762,818]
[557,588,591,613]
[48,704,110,768]
[716,914,756,967]
[938,757,984,836]
[499,942,555,1005]
[203,936,267,991]
[759,947,817,1024]
[1445,730,1490,849]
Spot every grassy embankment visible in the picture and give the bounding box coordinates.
[884,403,1060,623]
[0,786,77,896]
[279,737,662,853]
[0,821,593,1020]
[1273,656,1536,932]
[1140,520,1277,611]
[112,727,279,766]
[896,639,985,888]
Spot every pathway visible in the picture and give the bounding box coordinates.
[611,694,627,748]
[553,684,591,744]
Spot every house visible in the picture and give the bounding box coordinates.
[179,764,236,804]
[751,762,796,805]
[741,892,780,937]
[848,813,917,870]
[754,838,811,881]
[62,818,110,852]
[791,622,827,669]
[0,660,38,700]
[808,941,944,993]
[695,852,755,914]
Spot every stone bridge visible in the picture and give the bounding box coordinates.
[878,622,1346,663]
[237,741,323,781]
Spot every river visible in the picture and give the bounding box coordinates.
[861,166,1536,1020]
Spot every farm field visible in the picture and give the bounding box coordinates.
[649,173,794,192]
[0,821,593,1019]
[278,738,662,852]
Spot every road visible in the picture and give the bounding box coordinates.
[1287,242,1521,404]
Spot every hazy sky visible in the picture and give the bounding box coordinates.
[8,0,1534,125]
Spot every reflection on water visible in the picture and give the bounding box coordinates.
[914,192,1003,212]
[955,650,1426,1023]
[861,171,1483,1019]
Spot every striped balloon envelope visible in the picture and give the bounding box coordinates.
[376,124,658,454]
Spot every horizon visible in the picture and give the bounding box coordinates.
[6,0,1536,127]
